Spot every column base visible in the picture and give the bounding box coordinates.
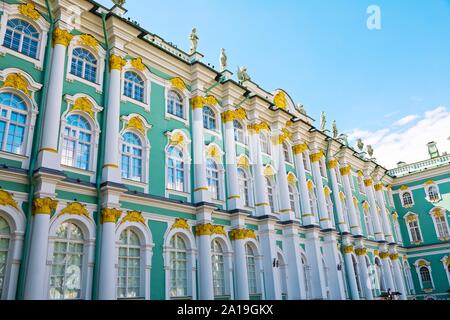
[194,188,211,204]
[255,203,271,216]
[101,165,121,184]
[375,233,386,242]
[37,149,61,171]
[280,210,295,222]
[350,226,363,236]
[227,196,242,211]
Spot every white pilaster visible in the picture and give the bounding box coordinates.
[309,150,332,230]
[374,183,394,243]
[379,251,396,292]
[322,233,346,300]
[355,248,374,300]
[283,226,305,299]
[327,160,349,233]
[304,229,327,299]
[342,245,360,300]
[340,164,362,235]
[223,112,242,210]
[259,222,282,300]
[390,252,407,300]
[365,178,385,242]
[232,238,249,300]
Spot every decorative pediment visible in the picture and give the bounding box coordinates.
[206,144,222,161]
[121,211,146,225]
[273,91,287,110]
[131,57,146,71]
[171,218,190,231]
[1,73,30,96]
[123,115,151,134]
[71,97,94,117]
[237,155,250,170]
[0,190,19,210]
[59,202,90,219]
[101,208,122,224]
[307,180,314,192]
[170,77,187,91]
[19,2,41,21]
[287,172,297,185]
[264,165,275,177]
[168,131,186,147]
[78,34,98,51]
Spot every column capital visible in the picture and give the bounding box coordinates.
[340,164,352,176]
[229,228,257,241]
[343,245,354,254]
[355,247,367,256]
[327,159,338,169]
[101,208,122,224]
[364,178,374,187]
[293,143,308,155]
[374,183,384,191]
[309,150,324,163]
[109,55,127,71]
[379,251,390,259]
[53,27,73,47]
[389,253,400,260]
[247,121,271,133]
[32,197,58,215]
[195,223,214,236]
[222,108,247,123]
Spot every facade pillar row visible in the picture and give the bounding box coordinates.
[309,149,332,230]
[37,28,74,170]
[342,245,360,300]
[364,177,385,242]
[283,226,305,300]
[322,233,346,299]
[389,251,407,300]
[374,183,394,243]
[292,143,317,226]
[379,251,396,292]
[327,159,349,233]
[339,163,362,236]
[304,229,327,299]
[355,247,374,300]
[259,222,282,300]
[195,222,215,300]
[247,122,271,216]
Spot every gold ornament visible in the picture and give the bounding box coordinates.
[19,2,41,20]
[229,229,257,241]
[425,180,435,185]
[275,128,292,145]
[169,132,185,146]
[287,172,297,185]
[309,150,324,163]
[264,165,274,177]
[327,159,338,169]
[212,225,226,235]
[379,251,390,259]
[273,91,287,110]
[53,28,73,47]
[121,211,146,225]
[400,185,409,191]
[79,34,98,51]
[71,97,94,117]
[191,96,205,109]
[33,198,58,215]
[59,202,90,219]
[171,218,190,231]
[2,73,29,95]
[339,191,345,202]
[109,55,127,71]
[374,250,379,256]
[205,95,218,106]
[222,108,247,123]
[207,144,221,161]
[307,180,314,192]
[292,143,308,155]
[131,57,146,71]
[364,179,373,187]
[0,190,19,210]
[170,77,187,91]
[324,186,331,197]
[374,183,383,191]
[340,165,352,176]
[343,245,354,254]
[355,247,367,256]
[357,170,364,177]
[195,223,214,236]
[406,215,417,222]
[418,260,428,267]
[390,253,399,260]
[101,208,122,224]
[237,155,250,170]
[127,116,145,133]
[247,121,270,133]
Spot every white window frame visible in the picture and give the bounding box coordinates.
[441,256,450,287]
[206,156,226,203]
[283,141,293,164]
[259,132,272,156]
[404,213,423,245]
[202,104,222,138]
[400,190,415,208]
[424,183,441,203]
[210,235,234,299]
[266,175,278,214]
[288,183,301,219]
[245,240,264,298]
[429,208,450,241]
[121,65,151,111]
[238,167,254,208]
[164,80,190,126]
[234,119,248,146]
[414,260,435,291]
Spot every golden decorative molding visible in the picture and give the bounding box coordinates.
[374,183,383,192]
[206,144,221,161]
[237,155,250,170]
[171,218,190,231]
[53,28,73,47]
[273,91,287,110]
[170,77,187,91]
[191,96,205,109]
[59,202,90,219]
[339,191,345,202]
[292,143,308,155]
[390,253,399,260]
[340,165,352,176]
[287,172,297,185]
[101,208,122,224]
[425,180,435,185]
[205,95,218,106]
[222,108,247,123]
[0,190,19,210]
[307,180,314,192]
[212,225,226,235]
[229,228,257,241]
[355,247,367,256]
[195,223,214,236]
[400,185,409,191]
[364,179,373,187]
[324,186,331,197]
[406,215,417,222]
[109,55,127,71]
[263,165,274,177]
[374,250,379,257]
[418,260,429,267]
[1,73,29,96]
[379,251,390,259]
[362,201,369,210]
[352,196,358,206]
[357,170,364,177]
[275,128,292,145]
[169,132,185,147]
[121,211,146,225]
[343,245,354,254]
[309,150,324,163]
[327,159,338,169]
[79,34,98,51]
[445,257,450,266]
[432,208,444,218]
[131,57,146,71]
[392,212,399,220]
[19,2,40,20]
[247,121,270,133]
[71,97,94,117]
[33,198,58,215]
[126,116,145,133]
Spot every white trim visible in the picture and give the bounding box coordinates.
[413,259,435,291]
[164,130,191,198]
[120,62,152,111]
[403,212,423,245]
[429,207,450,241]
[211,234,234,299]
[164,83,190,127]
[441,256,450,287]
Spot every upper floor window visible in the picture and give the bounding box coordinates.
[167,91,184,119]
[238,168,250,207]
[427,185,440,202]
[124,71,144,102]
[0,92,28,155]
[283,142,291,163]
[61,114,92,170]
[431,209,450,240]
[70,48,97,83]
[207,159,220,200]
[203,106,216,130]
[211,239,225,297]
[167,146,185,192]
[406,214,422,244]
[117,228,141,299]
[3,19,39,59]
[234,120,245,144]
[401,191,414,207]
[246,244,258,295]
[260,132,271,155]
[121,132,143,182]
[169,234,188,298]
[267,178,275,213]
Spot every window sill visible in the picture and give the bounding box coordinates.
[121,95,150,111]
[203,128,222,139]
[0,150,27,161]
[165,113,189,126]
[61,165,95,179]
[66,74,103,93]
[166,189,190,197]
[0,47,43,69]
[123,178,148,190]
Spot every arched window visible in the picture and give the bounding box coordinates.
[233,120,245,144]
[427,186,440,202]
[301,254,312,299]
[207,159,220,200]
[61,114,92,170]
[70,48,98,83]
[434,214,449,239]
[49,222,84,300]
[238,168,250,207]
[169,234,188,298]
[352,255,363,297]
[402,192,413,207]
[260,132,271,155]
[121,132,143,182]
[167,146,185,192]
[288,185,296,213]
[374,258,385,292]
[406,215,422,243]
[266,178,275,213]
[167,91,184,118]
[283,142,291,163]
[0,92,28,154]
[117,228,141,299]
[363,206,373,236]
[308,187,318,218]
[0,216,10,297]
[246,244,258,295]
[124,71,145,102]
[203,106,216,130]
[3,19,39,59]
[302,152,311,171]
[419,267,432,288]
[211,239,225,297]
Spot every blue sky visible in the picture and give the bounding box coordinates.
[97,0,450,168]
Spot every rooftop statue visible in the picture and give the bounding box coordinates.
[332,120,338,138]
[367,145,374,158]
[237,66,251,83]
[112,0,126,7]
[357,138,364,152]
[220,48,227,72]
[189,28,199,54]
[319,112,326,131]
[296,103,307,116]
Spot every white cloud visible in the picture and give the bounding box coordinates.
[347,106,450,169]
[394,114,419,126]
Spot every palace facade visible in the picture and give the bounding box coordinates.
[0,0,448,300]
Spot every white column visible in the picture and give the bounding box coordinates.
[248,125,270,216]
[283,226,304,299]
[322,234,346,299]
[259,223,282,300]
[274,137,295,221]
[232,237,249,300]
[374,183,394,243]
[309,150,332,230]
[293,143,317,226]
[191,96,211,203]
[98,208,120,300]
[223,112,242,210]
[102,55,126,183]
[340,164,362,235]
[37,28,73,170]
[327,160,349,233]
[24,198,58,300]
[304,229,327,299]
[380,251,396,292]
[390,253,407,300]
[365,178,385,242]
[355,248,374,300]
[342,246,360,300]
[196,224,214,300]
